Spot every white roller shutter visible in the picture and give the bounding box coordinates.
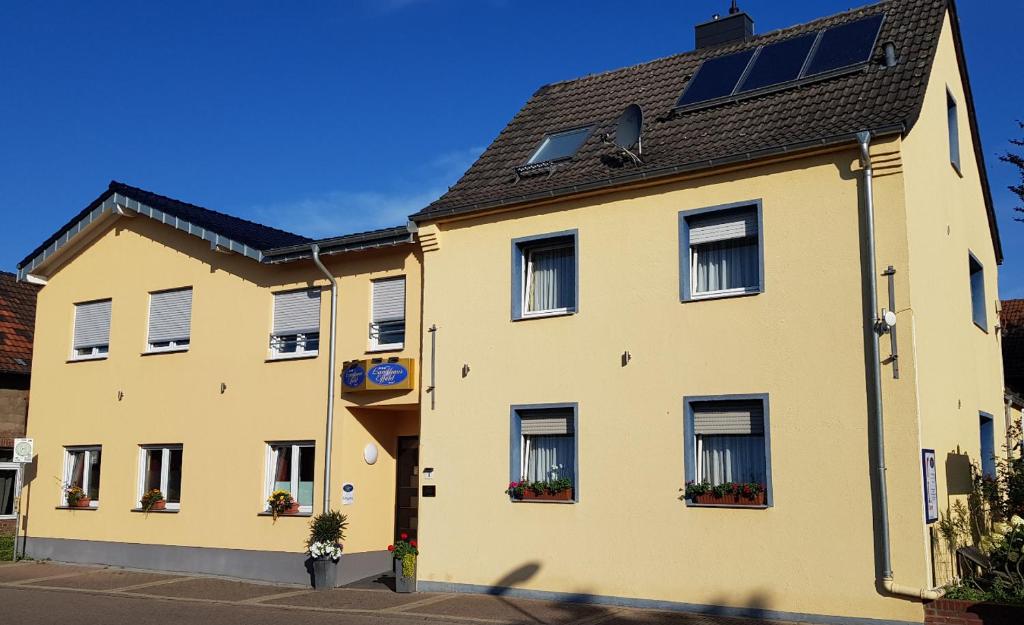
[73,300,112,349]
[693,401,764,435]
[521,410,574,436]
[688,208,757,244]
[372,277,406,322]
[273,289,321,335]
[148,289,193,343]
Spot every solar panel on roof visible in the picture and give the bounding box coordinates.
[804,14,885,77]
[737,32,818,93]
[677,48,756,107]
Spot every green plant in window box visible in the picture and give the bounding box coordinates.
[267,490,298,521]
[141,489,165,511]
[64,485,89,508]
[682,480,765,505]
[506,477,574,501]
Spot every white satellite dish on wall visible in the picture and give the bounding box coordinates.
[363,443,379,465]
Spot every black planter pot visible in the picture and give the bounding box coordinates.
[312,557,338,590]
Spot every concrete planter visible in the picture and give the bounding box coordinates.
[394,557,416,593]
[925,598,1024,625]
[312,557,337,590]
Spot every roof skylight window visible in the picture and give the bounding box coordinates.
[527,127,592,164]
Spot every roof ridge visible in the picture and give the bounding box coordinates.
[537,0,889,92]
[108,180,311,242]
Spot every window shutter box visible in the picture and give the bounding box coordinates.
[273,289,321,335]
[148,289,193,343]
[73,300,112,348]
[520,410,574,436]
[693,401,764,435]
[688,209,757,244]
[372,278,406,322]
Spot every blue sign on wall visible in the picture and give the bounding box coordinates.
[367,362,408,386]
[342,364,365,388]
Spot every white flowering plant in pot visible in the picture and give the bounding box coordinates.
[309,541,342,561]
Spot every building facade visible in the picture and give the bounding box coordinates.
[15,0,1008,623]
[0,271,39,536]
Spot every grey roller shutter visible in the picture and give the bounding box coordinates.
[372,277,406,322]
[273,289,321,335]
[148,289,193,343]
[688,208,757,244]
[693,401,764,435]
[521,410,574,435]
[73,300,112,349]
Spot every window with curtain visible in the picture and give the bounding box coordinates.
[684,206,761,299]
[969,253,987,329]
[266,443,314,512]
[691,400,767,487]
[516,408,576,490]
[139,445,183,509]
[270,289,321,357]
[518,237,576,316]
[63,447,102,506]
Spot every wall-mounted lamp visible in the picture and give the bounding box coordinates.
[363,443,379,465]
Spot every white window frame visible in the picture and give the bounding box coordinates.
[269,332,320,359]
[146,288,192,354]
[263,442,314,514]
[61,446,101,508]
[147,338,191,353]
[137,445,183,510]
[369,277,406,352]
[0,461,22,519]
[70,300,111,361]
[521,241,576,317]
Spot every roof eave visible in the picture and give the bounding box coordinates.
[263,226,415,264]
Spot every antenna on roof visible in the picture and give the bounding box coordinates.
[605,103,644,165]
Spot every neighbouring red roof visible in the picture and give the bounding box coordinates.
[1001,299,1024,394]
[0,271,39,375]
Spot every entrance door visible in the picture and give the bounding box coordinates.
[394,437,419,543]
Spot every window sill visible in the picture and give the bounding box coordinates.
[366,346,404,354]
[266,352,319,362]
[67,356,108,363]
[683,288,762,303]
[142,348,189,356]
[513,310,577,322]
[257,511,312,518]
[130,508,179,513]
[55,506,98,511]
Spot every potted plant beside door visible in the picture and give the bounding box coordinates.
[306,511,348,590]
[388,534,418,593]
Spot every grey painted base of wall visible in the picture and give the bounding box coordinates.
[24,537,390,588]
[417,581,921,625]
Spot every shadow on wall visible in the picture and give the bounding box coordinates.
[485,562,776,623]
[946,448,974,497]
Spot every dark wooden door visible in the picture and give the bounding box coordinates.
[394,436,419,543]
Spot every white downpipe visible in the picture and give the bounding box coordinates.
[858,131,945,602]
[311,244,338,512]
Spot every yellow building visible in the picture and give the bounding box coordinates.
[14,0,1007,623]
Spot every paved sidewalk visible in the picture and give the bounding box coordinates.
[0,561,796,625]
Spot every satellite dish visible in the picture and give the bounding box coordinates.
[615,104,643,152]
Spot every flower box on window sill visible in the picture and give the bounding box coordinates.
[517,488,574,502]
[692,492,766,507]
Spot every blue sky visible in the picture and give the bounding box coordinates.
[2,1,1022,295]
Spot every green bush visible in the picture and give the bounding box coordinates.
[306,510,348,549]
[0,535,13,561]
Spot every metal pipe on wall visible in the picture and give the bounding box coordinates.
[311,244,339,512]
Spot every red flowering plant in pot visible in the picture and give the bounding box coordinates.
[65,485,90,508]
[387,533,418,593]
[683,480,766,506]
[505,464,574,501]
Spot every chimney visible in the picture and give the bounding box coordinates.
[695,2,754,50]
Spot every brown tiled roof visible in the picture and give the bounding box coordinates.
[0,272,39,375]
[412,0,999,261]
[1001,300,1024,394]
